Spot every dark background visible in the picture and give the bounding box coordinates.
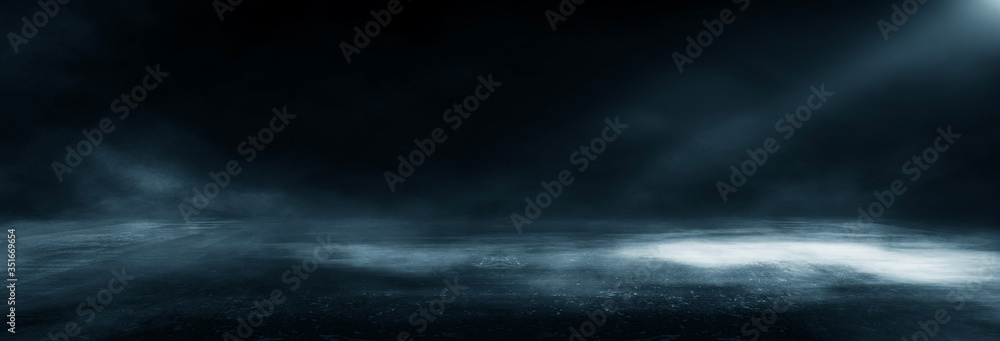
[2,0,998,228]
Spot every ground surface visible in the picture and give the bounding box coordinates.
[10,219,1000,340]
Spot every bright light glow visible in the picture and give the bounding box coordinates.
[619,239,997,285]
[982,0,1000,10]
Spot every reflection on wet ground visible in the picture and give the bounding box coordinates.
[11,219,1000,340]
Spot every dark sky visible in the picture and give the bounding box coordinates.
[2,0,999,227]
